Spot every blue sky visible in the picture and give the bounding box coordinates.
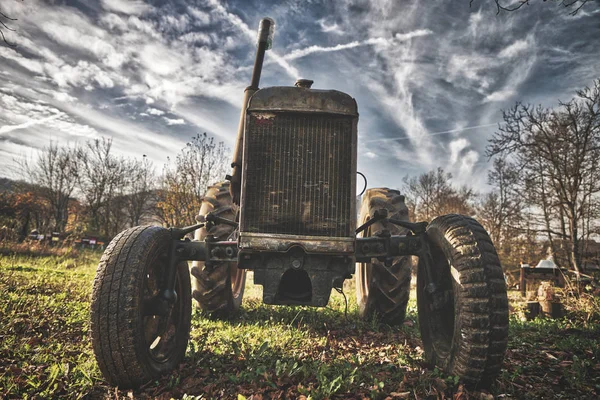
[0,0,599,191]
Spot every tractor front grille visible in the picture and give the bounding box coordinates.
[241,112,354,237]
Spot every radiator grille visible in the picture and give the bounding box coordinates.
[242,112,354,237]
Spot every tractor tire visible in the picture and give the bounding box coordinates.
[417,214,509,389]
[356,188,412,325]
[90,226,192,388]
[190,181,246,317]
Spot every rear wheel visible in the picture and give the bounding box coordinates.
[191,181,246,317]
[356,188,412,325]
[417,214,509,388]
[90,226,191,388]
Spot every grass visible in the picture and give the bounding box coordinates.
[0,251,101,399]
[1,252,599,399]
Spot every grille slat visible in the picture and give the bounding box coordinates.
[242,112,353,237]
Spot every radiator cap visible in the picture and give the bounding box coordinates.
[295,79,313,89]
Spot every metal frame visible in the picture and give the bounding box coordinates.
[168,231,429,274]
[162,213,437,286]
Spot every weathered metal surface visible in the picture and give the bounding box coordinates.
[240,109,358,240]
[174,234,427,308]
[354,235,422,262]
[239,232,355,254]
[229,18,274,204]
[247,86,358,116]
[177,236,425,264]
[247,249,353,307]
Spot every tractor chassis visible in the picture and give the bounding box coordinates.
[147,209,441,315]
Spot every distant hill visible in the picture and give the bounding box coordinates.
[0,177,35,193]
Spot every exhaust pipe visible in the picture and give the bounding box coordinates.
[229,17,275,204]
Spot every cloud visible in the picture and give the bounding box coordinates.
[363,123,498,143]
[40,20,126,69]
[0,114,60,134]
[0,0,598,193]
[52,92,77,103]
[484,89,516,102]
[44,61,117,89]
[499,39,531,58]
[449,138,469,164]
[163,117,186,126]
[188,7,211,25]
[282,29,432,61]
[101,0,152,15]
[318,19,345,35]
[0,47,45,75]
[205,0,300,78]
[147,108,165,116]
[461,150,480,173]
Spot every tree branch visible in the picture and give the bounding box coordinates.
[0,7,18,47]
[470,0,597,15]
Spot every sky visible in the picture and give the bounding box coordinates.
[0,0,599,192]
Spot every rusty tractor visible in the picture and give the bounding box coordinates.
[90,17,508,390]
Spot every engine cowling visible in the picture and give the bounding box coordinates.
[239,85,358,254]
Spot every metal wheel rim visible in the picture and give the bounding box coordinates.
[142,257,185,364]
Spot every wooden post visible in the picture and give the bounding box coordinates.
[526,301,540,320]
[520,267,526,297]
[540,300,564,318]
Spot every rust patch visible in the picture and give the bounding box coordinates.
[252,113,276,126]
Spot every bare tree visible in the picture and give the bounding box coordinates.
[124,155,156,227]
[17,142,78,232]
[487,79,600,273]
[157,133,228,227]
[470,0,597,15]
[480,158,522,244]
[0,2,22,47]
[403,167,477,222]
[477,158,524,264]
[76,138,128,238]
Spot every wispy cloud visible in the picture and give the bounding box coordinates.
[498,39,530,58]
[318,19,344,35]
[101,0,152,15]
[147,108,165,116]
[484,89,516,102]
[163,117,186,126]
[0,0,598,191]
[282,29,432,61]
[205,0,300,78]
[362,123,498,143]
[0,114,60,134]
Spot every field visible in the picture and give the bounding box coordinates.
[1,251,599,399]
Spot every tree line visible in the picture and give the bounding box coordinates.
[0,133,227,242]
[1,80,598,274]
[406,79,600,273]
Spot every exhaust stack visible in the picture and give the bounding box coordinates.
[229,17,275,204]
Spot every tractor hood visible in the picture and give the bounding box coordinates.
[247,86,358,116]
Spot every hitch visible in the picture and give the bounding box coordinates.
[204,212,238,231]
[356,211,439,295]
[355,208,387,234]
[385,216,438,295]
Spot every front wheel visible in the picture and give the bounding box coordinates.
[417,215,508,389]
[90,226,192,388]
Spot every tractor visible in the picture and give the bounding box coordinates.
[90,18,508,390]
